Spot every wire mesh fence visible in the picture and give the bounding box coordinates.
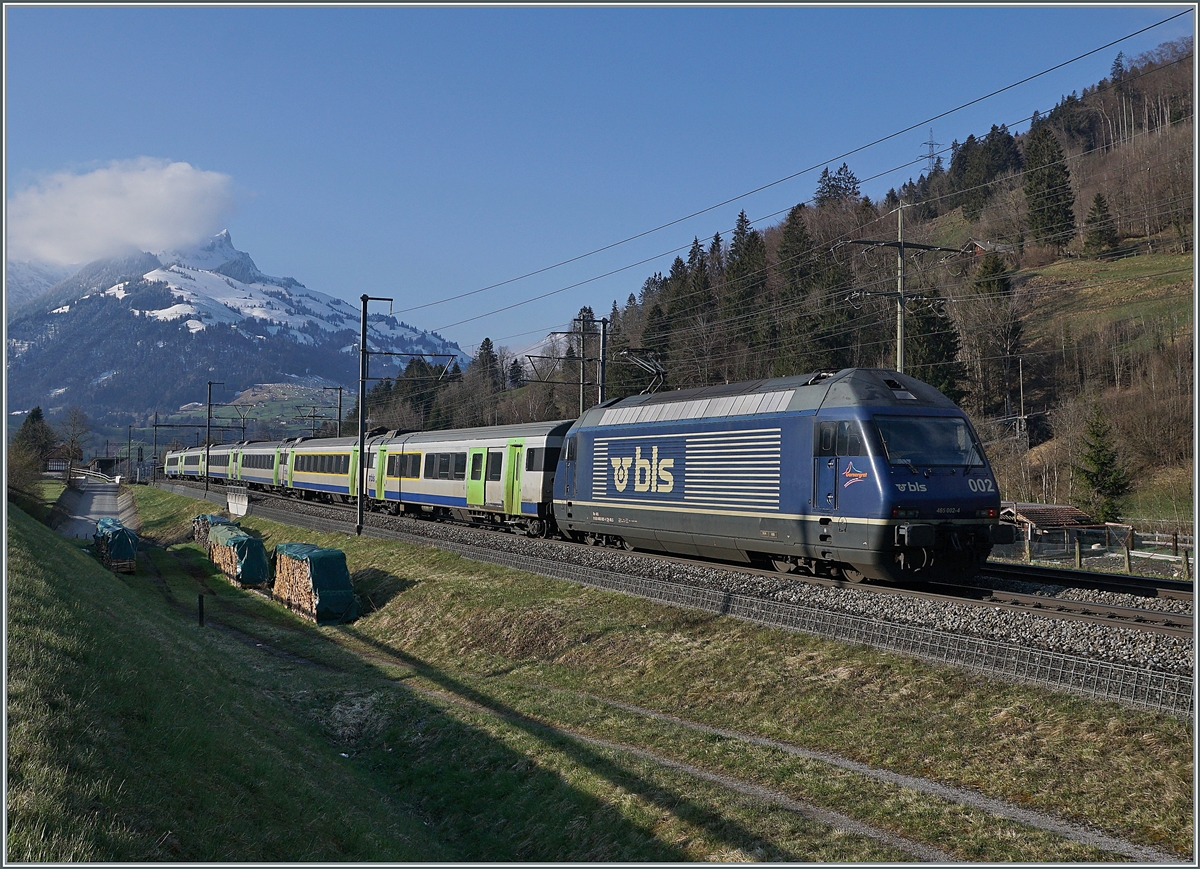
[167,485,1194,718]
[992,525,1194,578]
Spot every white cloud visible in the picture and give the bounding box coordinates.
[6,158,236,265]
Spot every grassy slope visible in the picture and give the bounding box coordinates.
[1021,251,1194,521]
[1020,251,1193,343]
[6,505,442,862]
[139,488,1197,858]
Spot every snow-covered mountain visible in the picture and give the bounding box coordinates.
[5,259,75,308]
[132,230,462,354]
[6,231,467,421]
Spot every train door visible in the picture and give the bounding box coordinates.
[814,420,869,514]
[467,448,486,507]
[814,421,839,512]
[481,448,504,506]
[374,444,388,499]
[503,440,524,516]
[562,435,578,499]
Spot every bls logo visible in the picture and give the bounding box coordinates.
[895,482,928,492]
[612,446,675,493]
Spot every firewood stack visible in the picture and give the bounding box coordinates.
[274,550,319,619]
[192,514,236,548]
[208,538,242,583]
[204,524,270,588]
[271,543,356,624]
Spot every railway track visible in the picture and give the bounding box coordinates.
[980,561,1193,602]
[160,480,1193,639]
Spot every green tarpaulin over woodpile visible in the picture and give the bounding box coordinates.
[272,543,357,625]
[194,514,237,527]
[192,513,239,547]
[207,525,270,586]
[94,517,139,561]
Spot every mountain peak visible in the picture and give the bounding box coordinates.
[157,230,250,273]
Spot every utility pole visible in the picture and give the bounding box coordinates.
[323,386,345,437]
[896,204,906,373]
[598,318,608,405]
[843,204,962,374]
[578,325,585,416]
[205,381,224,493]
[357,294,393,535]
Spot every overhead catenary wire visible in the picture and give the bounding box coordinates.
[391,10,1191,323]
[466,94,1192,351]
[357,51,1190,424]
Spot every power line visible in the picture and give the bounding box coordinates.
[392,10,1191,321]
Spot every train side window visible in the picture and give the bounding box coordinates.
[525,448,540,472]
[340,454,350,475]
[424,454,437,479]
[836,421,864,457]
[453,453,467,480]
[817,422,837,456]
[565,437,577,462]
[436,453,450,479]
[486,452,503,481]
[470,453,484,481]
[407,454,421,478]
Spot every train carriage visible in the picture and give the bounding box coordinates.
[165,446,206,477]
[205,443,239,481]
[288,436,362,501]
[236,439,298,489]
[368,420,573,536]
[553,368,1013,583]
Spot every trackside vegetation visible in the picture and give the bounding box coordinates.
[6,486,1194,861]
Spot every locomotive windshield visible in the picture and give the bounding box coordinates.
[873,415,984,468]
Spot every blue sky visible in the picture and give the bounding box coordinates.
[5,4,1194,357]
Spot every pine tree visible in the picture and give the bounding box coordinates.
[507,358,525,389]
[1083,192,1119,255]
[473,338,502,391]
[12,406,57,460]
[1074,404,1131,522]
[814,163,861,206]
[777,204,819,298]
[1023,126,1075,249]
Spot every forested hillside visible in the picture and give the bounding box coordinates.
[352,38,1193,525]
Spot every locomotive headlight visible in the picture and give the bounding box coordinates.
[976,508,998,518]
[892,507,919,519]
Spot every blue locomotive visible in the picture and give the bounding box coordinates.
[165,368,1013,582]
[553,368,1014,582]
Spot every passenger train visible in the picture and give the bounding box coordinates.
[164,368,1015,583]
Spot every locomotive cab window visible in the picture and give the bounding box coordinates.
[874,415,984,467]
[816,421,866,457]
[565,437,577,462]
